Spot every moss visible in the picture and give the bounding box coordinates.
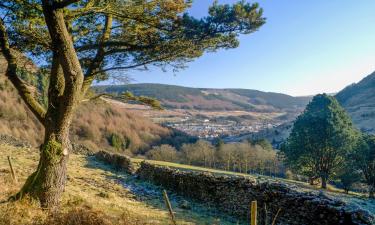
[42,139,63,163]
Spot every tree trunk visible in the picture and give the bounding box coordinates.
[13,124,71,208]
[321,176,327,189]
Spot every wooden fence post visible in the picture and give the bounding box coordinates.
[163,190,177,225]
[7,156,17,183]
[251,200,257,225]
[271,208,281,225]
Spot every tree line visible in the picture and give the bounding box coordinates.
[144,139,285,176]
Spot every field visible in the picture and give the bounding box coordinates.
[0,145,243,225]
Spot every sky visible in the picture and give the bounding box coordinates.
[123,0,375,96]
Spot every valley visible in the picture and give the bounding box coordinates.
[0,1,374,224]
[96,84,310,142]
[97,72,375,146]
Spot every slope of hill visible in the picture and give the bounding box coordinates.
[0,145,237,225]
[0,77,195,154]
[94,83,311,112]
[336,71,375,133]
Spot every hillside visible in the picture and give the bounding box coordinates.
[336,71,375,133]
[94,84,311,112]
[1,145,373,225]
[0,77,195,155]
[0,145,237,225]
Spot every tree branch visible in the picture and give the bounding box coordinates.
[81,14,113,97]
[0,19,46,123]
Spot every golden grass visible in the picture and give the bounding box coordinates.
[0,145,235,225]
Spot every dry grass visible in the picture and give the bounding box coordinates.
[0,145,232,225]
[71,100,170,154]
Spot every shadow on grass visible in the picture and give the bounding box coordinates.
[84,155,245,225]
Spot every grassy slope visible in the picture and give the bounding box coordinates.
[0,145,240,225]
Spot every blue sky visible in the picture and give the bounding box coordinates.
[126,0,375,96]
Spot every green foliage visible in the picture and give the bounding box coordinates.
[351,134,375,197]
[108,133,126,151]
[281,94,359,188]
[121,91,162,110]
[1,0,265,83]
[16,67,49,107]
[337,166,361,193]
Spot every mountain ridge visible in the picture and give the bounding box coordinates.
[94,83,312,113]
[336,70,375,133]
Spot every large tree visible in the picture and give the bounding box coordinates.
[0,0,265,207]
[280,94,358,189]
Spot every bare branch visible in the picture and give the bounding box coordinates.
[81,93,111,102]
[81,14,113,96]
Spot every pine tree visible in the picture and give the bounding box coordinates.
[281,94,359,189]
[0,0,265,207]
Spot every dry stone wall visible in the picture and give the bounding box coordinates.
[137,162,374,225]
[95,151,135,174]
[93,151,373,225]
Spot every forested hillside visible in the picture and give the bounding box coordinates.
[336,71,375,133]
[0,77,195,155]
[94,83,311,112]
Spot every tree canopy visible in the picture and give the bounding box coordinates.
[281,94,359,188]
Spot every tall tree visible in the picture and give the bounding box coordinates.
[0,0,265,208]
[280,94,358,189]
[351,134,375,198]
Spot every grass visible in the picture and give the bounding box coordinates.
[0,144,240,225]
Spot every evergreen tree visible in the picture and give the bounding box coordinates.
[281,94,358,189]
[0,0,265,207]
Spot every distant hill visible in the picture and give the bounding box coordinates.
[336,71,375,133]
[94,83,311,113]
